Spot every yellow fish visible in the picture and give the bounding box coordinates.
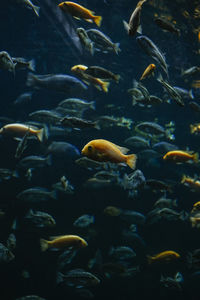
[40,234,88,251]
[140,63,156,80]
[81,139,137,169]
[163,150,199,163]
[0,123,44,142]
[58,1,102,27]
[147,250,180,264]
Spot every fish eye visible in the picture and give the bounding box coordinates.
[88,145,93,151]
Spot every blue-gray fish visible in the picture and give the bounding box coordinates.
[26,73,87,93]
[136,35,168,77]
[57,269,100,287]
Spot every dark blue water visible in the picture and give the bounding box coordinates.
[0,0,200,299]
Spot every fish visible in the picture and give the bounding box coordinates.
[181,175,200,192]
[25,209,56,228]
[147,250,180,264]
[125,136,150,150]
[47,141,80,157]
[135,121,165,135]
[84,66,121,82]
[140,64,156,80]
[75,157,108,170]
[189,102,200,113]
[0,51,16,74]
[0,243,15,263]
[76,27,94,55]
[12,57,36,72]
[154,17,180,35]
[157,74,184,106]
[86,29,120,54]
[152,141,179,154]
[104,206,146,225]
[160,273,183,291]
[60,116,100,130]
[0,123,44,142]
[109,246,136,261]
[173,86,194,99]
[52,178,74,194]
[17,155,52,169]
[26,73,87,93]
[153,197,178,209]
[15,0,40,17]
[123,0,147,36]
[58,1,102,27]
[29,110,61,125]
[181,66,200,77]
[40,235,88,251]
[6,233,16,252]
[58,98,95,112]
[145,179,172,193]
[81,139,137,169]
[73,215,95,228]
[136,35,168,77]
[71,65,110,92]
[0,168,18,181]
[163,150,199,163]
[17,187,57,203]
[16,296,45,300]
[57,269,100,287]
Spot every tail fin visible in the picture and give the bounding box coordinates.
[40,239,49,252]
[90,101,96,110]
[101,81,110,93]
[36,128,44,142]
[114,74,121,83]
[113,43,121,55]
[190,124,196,134]
[126,154,137,169]
[28,59,36,72]
[33,5,40,17]
[189,89,194,99]
[123,20,129,34]
[94,16,102,27]
[193,152,199,163]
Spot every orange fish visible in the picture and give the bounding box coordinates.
[58,1,102,27]
[81,139,137,169]
[147,250,180,264]
[190,123,200,135]
[0,123,44,142]
[140,63,156,80]
[181,175,200,192]
[71,65,110,92]
[163,150,199,163]
[40,234,88,251]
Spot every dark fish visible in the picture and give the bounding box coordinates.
[12,57,36,72]
[26,73,87,93]
[57,269,100,287]
[136,35,168,77]
[189,101,200,113]
[0,51,16,75]
[60,116,100,130]
[154,17,180,35]
[136,121,165,135]
[47,141,80,157]
[152,141,179,154]
[145,179,172,192]
[84,66,120,82]
[13,92,33,106]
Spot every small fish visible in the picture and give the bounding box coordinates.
[47,141,80,157]
[146,179,172,192]
[147,250,180,264]
[12,57,35,72]
[160,272,183,291]
[17,155,52,169]
[40,235,88,251]
[136,35,168,77]
[0,123,44,142]
[181,66,200,77]
[16,296,45,300]
[13,92,33,106]
[140,64,156,80]
[58,98,95,112]
[60,116,100,130]
[76,27,94,55]
[157,74,184,106]
[153,197,178,209]
[81,139,137,169]
[0,168,18,181]
[0,243,15,263]
[84,66,121,82]
[57,269,100,287]
[123,0,147,36]
[71,65,110,92]
[17,187,57,203]
[154,17,180,35]
[26,73,87,93]
[189,102,200,113]
[0,51,16,74]
[136,121,165,135]
[86,29,120,54]
[25,209,56,228]
[163,150,199,163]
[73,215,94,228]
[52,179,74,194]
[29,110,61,125]
[16,0,40,17]
[58,1,102,27]
[181,175,200,192]
[125,136,150,150]
[173,86,194,99]
[152,141,178,154]
[75,157,108,170]
[109,246,136,261]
